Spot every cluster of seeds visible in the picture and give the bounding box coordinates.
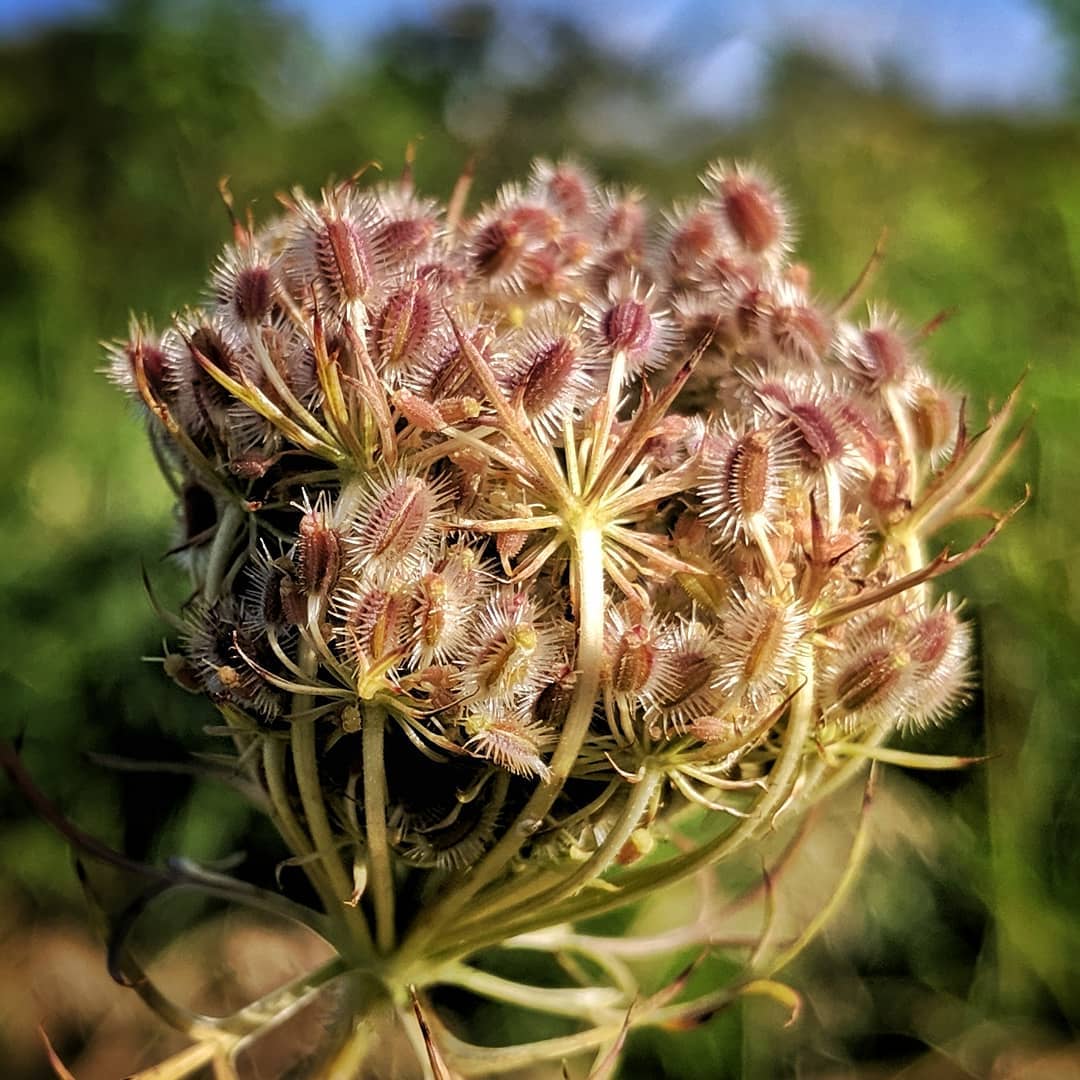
[108,156,1009,883]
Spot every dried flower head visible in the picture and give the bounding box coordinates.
[98,152,1022,1079]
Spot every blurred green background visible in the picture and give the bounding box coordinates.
[1,0,1078,1076]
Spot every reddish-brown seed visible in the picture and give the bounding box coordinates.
[372,285,434,371]
[788,401,846,467]
[601,300,652,355]
[834,646,904,713]
[669,210,719,281]
[128,338,170,397]
[520,336,579,418]
[546,166,591,219]
[911,383,955,456]
[473,218,521,276]
[861,325,908,385]
[721,178,781,254]
[344,587,412,661]
[355,475,439,567]
[728,430,772,520]
[299,510,342,595]
[609,623,657,695]
[232,266,274,323]
[907,608,956,666]
[376,216,435,262]
[321,217,373,301]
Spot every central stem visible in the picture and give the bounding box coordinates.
[397,516,607,963]
[362,703,395,954]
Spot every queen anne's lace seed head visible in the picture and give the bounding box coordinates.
[107,154,1018,1071]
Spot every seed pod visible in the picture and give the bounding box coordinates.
[910,380,959,460]
[530,158,595,221]
[462,708,553,781]
[904,600,972,729]
[211,241,278,329]
[765,283,830,365]
[372,187,441,267]
[461,590,562,705]
[336,578,414,670]
[502,315,599,436]
[297,494,342,597]
[836,308,913,392]
[285,187,383,308]
[662,202,727,286]
[649,619,723,734]
[410,546,486,667]
[603,605,669,704]
[699,423,792,542]
[369,281,443,383]
[818,622,917,731]
[715,591,807,709]
[347,470,448,575]
[104,316,172,403]
[703,162,791,259]
[586,276,671,377]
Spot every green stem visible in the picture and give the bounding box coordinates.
[435,646,817,961]
[205,500,244,603]
[451,771,660,941]
[291,642,374,958]
[398,518,606,962]
[261,738,338,918]
[362,703,396,954]
[437,964,625,1020]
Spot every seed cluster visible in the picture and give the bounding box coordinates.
[108,157,1005,879]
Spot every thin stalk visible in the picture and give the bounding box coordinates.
[435,646,817,961]
[261,738,337,918]
[205,501,244,603]
[362,703,396,953]
[454,771,661,939]
[291,641,374,957]
[437,964,625,1019]
[397,518,606,962]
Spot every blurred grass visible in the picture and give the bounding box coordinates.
[0,2,1078,1076]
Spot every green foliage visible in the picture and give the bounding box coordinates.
[1,2,1077,1076]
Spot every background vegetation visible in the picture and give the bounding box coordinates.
[1,1,1078,1075]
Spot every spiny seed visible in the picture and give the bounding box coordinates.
[473,218,521,276]
[861,325,907,384]
[320,217,373,301]
[354,475,439,567]
[344,587,411,662]
[372,285,434,371]
[721,178,782,254]
[298,511,342,595]
[788,401,846,467]
[520,336,579,417]
[835,647,908,714]
[730,430,772,520]
[609,624,657,695]
[601,300,652,355]
[232,266,274,323]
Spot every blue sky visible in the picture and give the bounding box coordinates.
[0,0,1069,119]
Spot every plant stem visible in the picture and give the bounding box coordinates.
[291,640,374,958]
[205,500,244,603]
[397,517,607,961]
[261,737,338,917]
[362,703,396,954]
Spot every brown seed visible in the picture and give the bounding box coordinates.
[321,217,373,301]
[601,299,652,355]
[353,474,440,568]
[721,178,782,254]
[299,509,342,595]
[835,646,907,714]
